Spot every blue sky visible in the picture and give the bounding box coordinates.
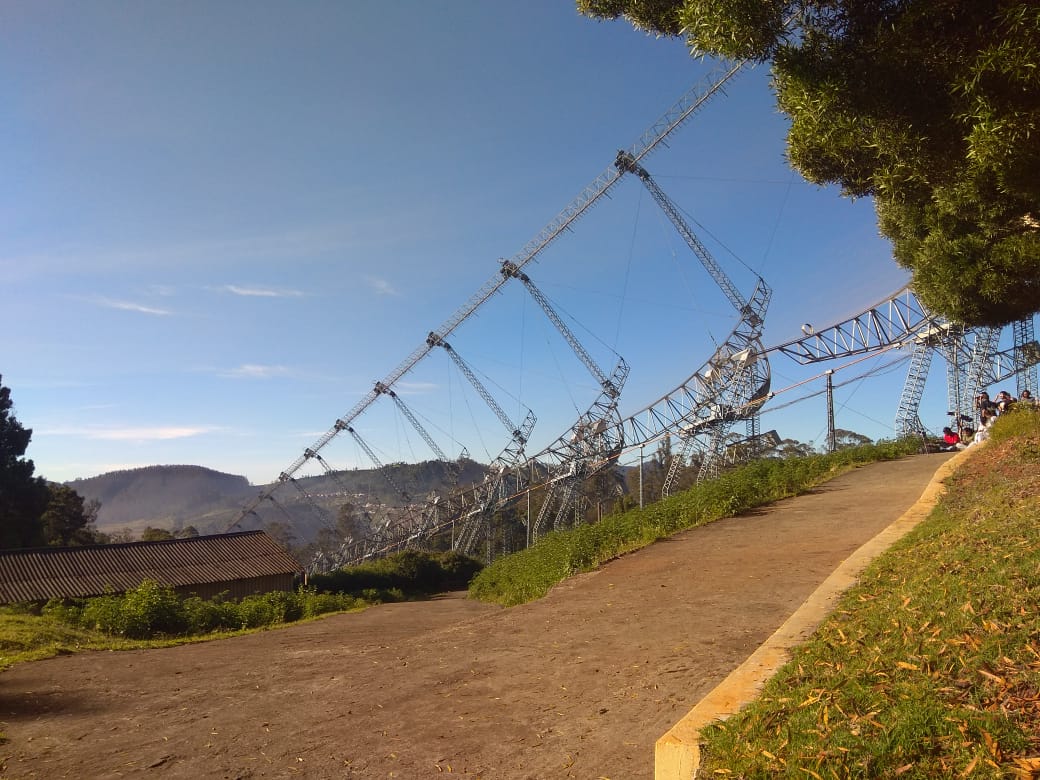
[4,1,973,486]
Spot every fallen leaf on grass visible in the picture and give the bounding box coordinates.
[1009,756,1040,778]
[978,669,1005,685]
[958,754,979,777]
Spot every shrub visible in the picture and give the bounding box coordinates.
[117,580,186,638]
[80,592,129,635]
[76,581,187,638]
[231,591,304,629]
[299,589,362,618]
[310,549,483,597]
[470,440,922,606]
[987,404,1040,444]
[41,598,83,625]
[181,594,237,634]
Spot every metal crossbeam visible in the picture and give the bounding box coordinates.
[772,287,934,363]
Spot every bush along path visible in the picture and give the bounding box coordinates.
[0,549,482,670]
[470,438,921,607]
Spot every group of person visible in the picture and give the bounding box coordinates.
[939,388,1036,451]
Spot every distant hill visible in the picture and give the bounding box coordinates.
[66,460,491,541]
[66,465,256,534]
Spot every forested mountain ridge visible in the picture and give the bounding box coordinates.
[66,466,255,531]
[66,460,491,538]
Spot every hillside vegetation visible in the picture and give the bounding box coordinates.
[66,465,254,531]
[699,407,1040,778]
[469,438,921,606]
[0,549,479,670]
[66,459,488,538]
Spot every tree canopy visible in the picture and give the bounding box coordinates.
[0,376,105,549]
[39,485,103,547]
[0,376,49,548]
[577,0,1040,326]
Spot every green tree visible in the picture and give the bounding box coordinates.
[335,501,365,542]
[264,520,295,551]
[833,428,872,450]
[39,484,104,546]
[769,438,818,459]
[581,467,625,524]
[0,376,49,549]
[141,526,175,542]
[628,434,701,501]
[577,0,1040,326]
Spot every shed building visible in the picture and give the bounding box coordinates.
[0,531,303,604]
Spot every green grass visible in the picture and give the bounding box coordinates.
[469,438,921,606]
[699,407,1040,778]
[0,588,368,671]
[0,611,136,670]
[0,549,484,671]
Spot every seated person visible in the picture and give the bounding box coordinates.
[974,391,996,414]
[941,426,960,450]
[979,409,997,429]
[995,390,1016,413]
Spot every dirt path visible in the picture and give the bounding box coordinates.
[0,454,953,780]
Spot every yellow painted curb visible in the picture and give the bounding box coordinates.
[654,448,977,780]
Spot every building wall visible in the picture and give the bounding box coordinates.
[172,574,297,602]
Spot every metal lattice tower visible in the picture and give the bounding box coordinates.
[1013,317,1039,396]
[894,336,935,437]
[614,151,771,495]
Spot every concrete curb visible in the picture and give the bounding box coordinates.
[653,448,977,780]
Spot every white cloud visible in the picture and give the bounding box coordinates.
[92,426,217,441]
[90,297,171,316]
[220,364,291,380]
[394,381,438,395]
[38,425,218,441]
[366,276,399,296]
[221,284,304,298]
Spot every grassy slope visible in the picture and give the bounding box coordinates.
[469,438,920,607]
[0,549,472,672]
[0,603,361,672]
[699,408,1040,778]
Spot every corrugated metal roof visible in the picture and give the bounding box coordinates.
[0,531,303,603]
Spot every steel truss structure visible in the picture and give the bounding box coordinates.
[233,64,769,571]
[613,152,771,494]
[230,62,749,542]
[228,60,1040,575]
[767,286,1039,436]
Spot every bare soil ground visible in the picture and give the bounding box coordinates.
[0,454,952,780]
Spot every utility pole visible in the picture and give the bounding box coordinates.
[638,444,644,509]
[825,369,836,453]
[527,461,533,549]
